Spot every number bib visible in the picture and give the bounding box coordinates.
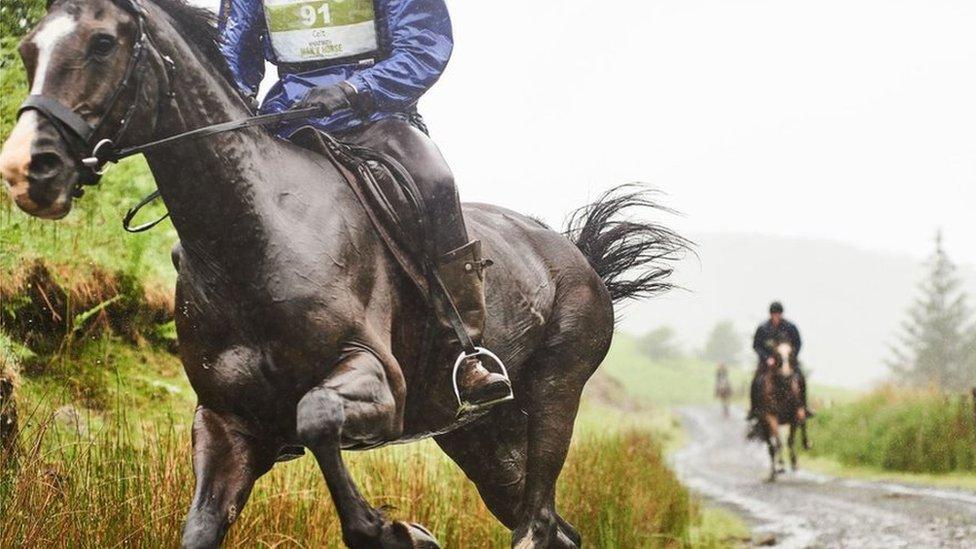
[263,0,379,63]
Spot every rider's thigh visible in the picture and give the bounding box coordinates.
[343,118,455,195]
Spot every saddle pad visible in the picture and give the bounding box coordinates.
[288,125,432,300]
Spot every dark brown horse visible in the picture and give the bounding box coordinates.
[755,342,809,481]
[0,0,687,546]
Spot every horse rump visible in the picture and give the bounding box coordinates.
[564,184,691,303]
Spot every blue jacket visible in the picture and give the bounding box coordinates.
[217,0,453,134]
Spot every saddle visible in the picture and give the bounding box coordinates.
[288,126,433,300]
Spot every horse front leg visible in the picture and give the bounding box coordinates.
[182,406,276,549]
[296,349,438,548]
[787,423,798,471]
[765,415,780,482]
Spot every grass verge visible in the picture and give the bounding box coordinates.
[807,386,976,475]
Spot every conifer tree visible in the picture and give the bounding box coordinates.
[889,231,975,391]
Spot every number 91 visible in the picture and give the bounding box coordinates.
[300,3,330,26]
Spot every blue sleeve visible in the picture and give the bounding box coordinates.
[346,0,453,111]
[218,0,266,100]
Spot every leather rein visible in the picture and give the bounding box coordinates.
[16,0,321,232]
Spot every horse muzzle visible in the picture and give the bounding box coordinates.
[0,112,77,219]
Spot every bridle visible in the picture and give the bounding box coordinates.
[19,0,169,191]
[16,0,320,231]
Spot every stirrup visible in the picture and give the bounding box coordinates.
[452,346,514,416]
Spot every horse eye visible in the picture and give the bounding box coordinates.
[89,34,117,57]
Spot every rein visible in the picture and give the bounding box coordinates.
[112,107,323,232]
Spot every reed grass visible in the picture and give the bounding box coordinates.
[809,386,976,474]
[0,408,712,548]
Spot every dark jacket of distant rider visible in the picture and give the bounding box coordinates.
[752,318,802,364]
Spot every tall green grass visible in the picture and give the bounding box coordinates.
[809,387,976,474]
[0,408,714,548]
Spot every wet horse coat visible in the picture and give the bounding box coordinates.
[0,0,687,546]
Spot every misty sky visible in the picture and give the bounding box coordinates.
[192,0,976,265]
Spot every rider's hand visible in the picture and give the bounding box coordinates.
[293,82,357,117]
[766,357,776,366]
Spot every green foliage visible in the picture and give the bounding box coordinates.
[639,325,683,361]
[888,231,976,392]
[701,320,742,365]
[605,333,750,405]
[0,0,44,39]
[809,387,976,474]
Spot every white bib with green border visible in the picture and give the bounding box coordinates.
[263,0,379,63]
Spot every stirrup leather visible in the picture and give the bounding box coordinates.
[451,347,514,416]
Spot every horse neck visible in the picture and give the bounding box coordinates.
[140,11,307,261]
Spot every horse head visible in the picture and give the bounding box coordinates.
[775,341,794,377]
[0,0,171,219]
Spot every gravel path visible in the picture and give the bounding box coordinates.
[672,406,976,548]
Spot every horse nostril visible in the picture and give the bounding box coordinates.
[30,151,65,180]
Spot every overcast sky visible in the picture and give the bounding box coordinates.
[197,0,976,265]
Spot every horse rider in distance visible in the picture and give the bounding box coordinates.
[217,0,512,409]
[747,301,812,424]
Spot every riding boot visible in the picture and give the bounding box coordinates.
[797,368,814,418]
[435,241,513,410]
[747,372,762,420]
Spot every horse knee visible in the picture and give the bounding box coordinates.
[296,387,345,446]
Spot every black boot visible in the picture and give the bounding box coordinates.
[747,372,762,420]
[436,241,512,412]
[797,368,814,418]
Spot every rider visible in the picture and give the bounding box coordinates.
[746,301,811,421]
[217,0,512,409]
[714,363,730,397]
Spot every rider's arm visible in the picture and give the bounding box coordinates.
[792,324,802,355]
[217,0,267,102]
[345,0,453,111]
[753,326,767,360]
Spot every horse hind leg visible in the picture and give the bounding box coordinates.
[434,388,581,549]
[297,349,437,548]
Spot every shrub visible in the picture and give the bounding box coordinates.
[809,386,976,474]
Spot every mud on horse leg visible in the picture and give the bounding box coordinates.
[296,348,438,548]
[181,407,276,549]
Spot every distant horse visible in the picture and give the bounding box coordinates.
[757,342,808,481]
[714,364,732,418]
[0,0,687,546]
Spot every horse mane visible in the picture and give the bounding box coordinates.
[148,0,238,90]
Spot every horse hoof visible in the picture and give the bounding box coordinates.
[381,521,440,548]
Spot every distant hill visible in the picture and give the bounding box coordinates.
[616,233,976,388]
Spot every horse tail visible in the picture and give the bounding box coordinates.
[564,184,692,304]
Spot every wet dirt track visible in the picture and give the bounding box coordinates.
[672,406,976,548]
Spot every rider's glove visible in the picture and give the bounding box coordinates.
[293,82,358,117]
